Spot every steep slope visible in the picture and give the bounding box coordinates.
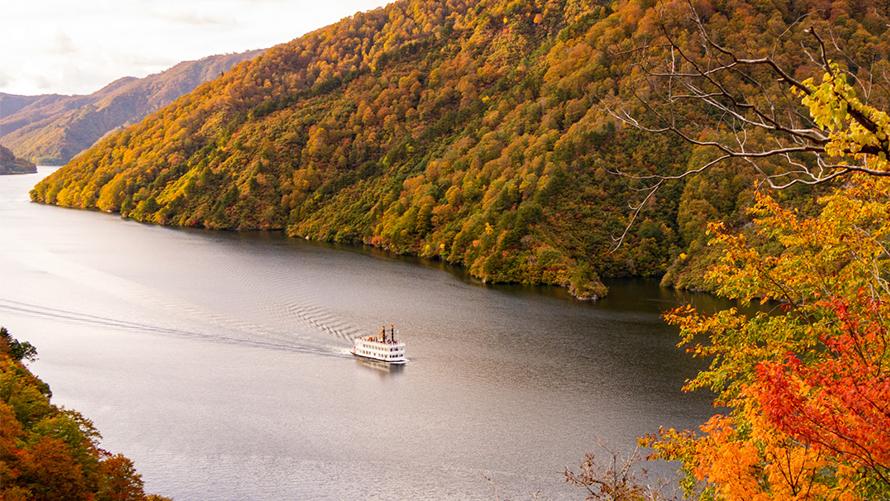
[0,145,36,174]
[0,51,262,164]
[32,0,890,298]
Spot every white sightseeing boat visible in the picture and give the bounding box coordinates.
[352,325,407,364]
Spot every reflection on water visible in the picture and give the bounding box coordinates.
[0,168,720,500]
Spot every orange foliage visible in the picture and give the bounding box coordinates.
[754,295,890,477]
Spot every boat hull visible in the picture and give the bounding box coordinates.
[350,350,407,365]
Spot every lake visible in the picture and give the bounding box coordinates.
[0,168,718,500]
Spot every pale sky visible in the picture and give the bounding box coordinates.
[1,0,392,96]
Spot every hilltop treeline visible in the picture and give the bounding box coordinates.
[31,0,890,298]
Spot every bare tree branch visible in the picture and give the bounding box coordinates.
[606,1,890,248]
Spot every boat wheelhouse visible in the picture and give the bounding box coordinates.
[351,325,407,364]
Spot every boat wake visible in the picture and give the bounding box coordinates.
[282,299,361,343]
[0,297,341,357]
[0,231,363,356]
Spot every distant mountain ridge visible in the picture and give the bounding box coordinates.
[0,93,66,118]
[0,50,262,164]
[0,145,36,175]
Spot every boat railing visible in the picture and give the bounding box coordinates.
[358,336,404,345]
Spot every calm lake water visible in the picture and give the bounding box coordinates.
[0,168,719,500]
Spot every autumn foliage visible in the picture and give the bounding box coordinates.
[754,295,889,480]
[647,182,889,499]
[0,327,169,501]
[647,65,890,498]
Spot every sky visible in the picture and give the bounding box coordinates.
[1,0,392,96]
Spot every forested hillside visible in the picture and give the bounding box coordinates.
[0,50,261,165]
[31,0,890,298]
